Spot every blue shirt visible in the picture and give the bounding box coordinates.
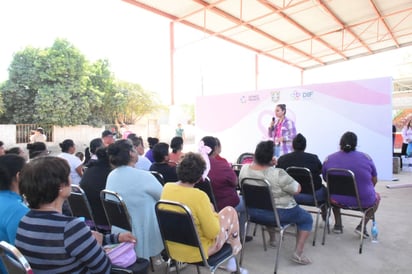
[0,190,29,274]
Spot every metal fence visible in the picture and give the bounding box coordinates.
[16,124,54,143]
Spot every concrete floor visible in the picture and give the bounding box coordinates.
[151,170,412,274]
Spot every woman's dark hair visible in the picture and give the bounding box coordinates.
[19,156,70,209]
[170,136,183,153]
[292,133,307,151]
[89,138,103,154]
[107,139,133,167]
[0,154,26,190]
[277,103,286,115]
[59,139,75,153]
[26,142,48,159]
[5,147,22,155]
[95,147,108,161]
[0,141,3,147]
[339,131,357,152]
[201,136,217,156]
[177,152,206,184]
[254,140,274,166]
[152,143,169,163]
[147,137,159,149]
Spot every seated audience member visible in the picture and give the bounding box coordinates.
[5,146,28,161]
[26,142,50,160]
[239,140,313,265]
[145,137,159,163]
[75,151,84,162]
[107,140,163,259]
[128,134,152,171]
[84,138,104,167]
[102,130,115,147]
[0,141,5,156]
[161,152,247,274]
[214,137,230,165]
[15,156,136,274]
[200,136,247,240]
[30,127,47,143]
[79,147,112,233]
[322,131,380,237]
[168,136,185,166]
[150,142,178,183]
[58,139,83,185]
[0,155,28,274]
[276,133,327,208]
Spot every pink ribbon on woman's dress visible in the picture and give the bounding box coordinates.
[198,141,211,179]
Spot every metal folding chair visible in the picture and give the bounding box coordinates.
[100,189,133,232]
[68,185,98,231]
[286,166,326,246]
[0,241,33,274]
[155,200,240,274]
[239,177,295,274]
[194,177,218,212]
[150,171,165,186]
[322,168,375,254]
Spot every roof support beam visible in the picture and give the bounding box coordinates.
[259,0,347,60]
[191,0,325,65]
[369,0,399,48]
[315,0,373,54]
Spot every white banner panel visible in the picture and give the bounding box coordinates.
[196,77,392,180]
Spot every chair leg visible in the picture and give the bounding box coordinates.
[322,206,331,245]
[239,222,249,266]
[359,216,366,254]
[196,265,200,274]
[274,230,284,274]
[149,257,155,272]
[312,209,320,246]
[261,225,267,251]
[253,223,258,236]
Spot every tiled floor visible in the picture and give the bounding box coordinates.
[152,171,412,274]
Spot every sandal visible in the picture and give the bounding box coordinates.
[268,240,276,248]
[291,252,312,265]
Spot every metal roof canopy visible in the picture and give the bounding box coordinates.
[123,0,412,71]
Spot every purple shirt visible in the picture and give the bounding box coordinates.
[207,156,239,211]
[268,116,296,155]
[322,150,377,207]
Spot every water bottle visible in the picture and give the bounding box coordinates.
[371,220,378,243]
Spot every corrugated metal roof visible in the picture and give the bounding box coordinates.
[123,0,412,70]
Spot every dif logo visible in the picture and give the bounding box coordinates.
[290,90,313,100]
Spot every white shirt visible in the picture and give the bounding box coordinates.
[58,152,82,185]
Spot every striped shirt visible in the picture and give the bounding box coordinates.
[15,210,118,274]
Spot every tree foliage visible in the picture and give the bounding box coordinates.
[0,38,159,126]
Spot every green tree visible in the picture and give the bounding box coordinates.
[1,47,41,123]
[0,38,160,126]
[33,39,90,126]
[114,81,161,124]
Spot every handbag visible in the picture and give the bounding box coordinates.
[105,242,137,268]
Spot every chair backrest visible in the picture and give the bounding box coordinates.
[194,177,218,211]
[100,190,133,232]
[155,200,208,265]
[240,177,281,227]
[0,241,33,274]
[325,168,363,208]
[68,185,97,229]
[286,166,318,205]
[150,170,165,186]
[236,153,254,164]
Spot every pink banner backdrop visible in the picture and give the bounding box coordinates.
[196,77,392,180]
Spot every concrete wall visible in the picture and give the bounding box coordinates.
[0,125,16,145]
